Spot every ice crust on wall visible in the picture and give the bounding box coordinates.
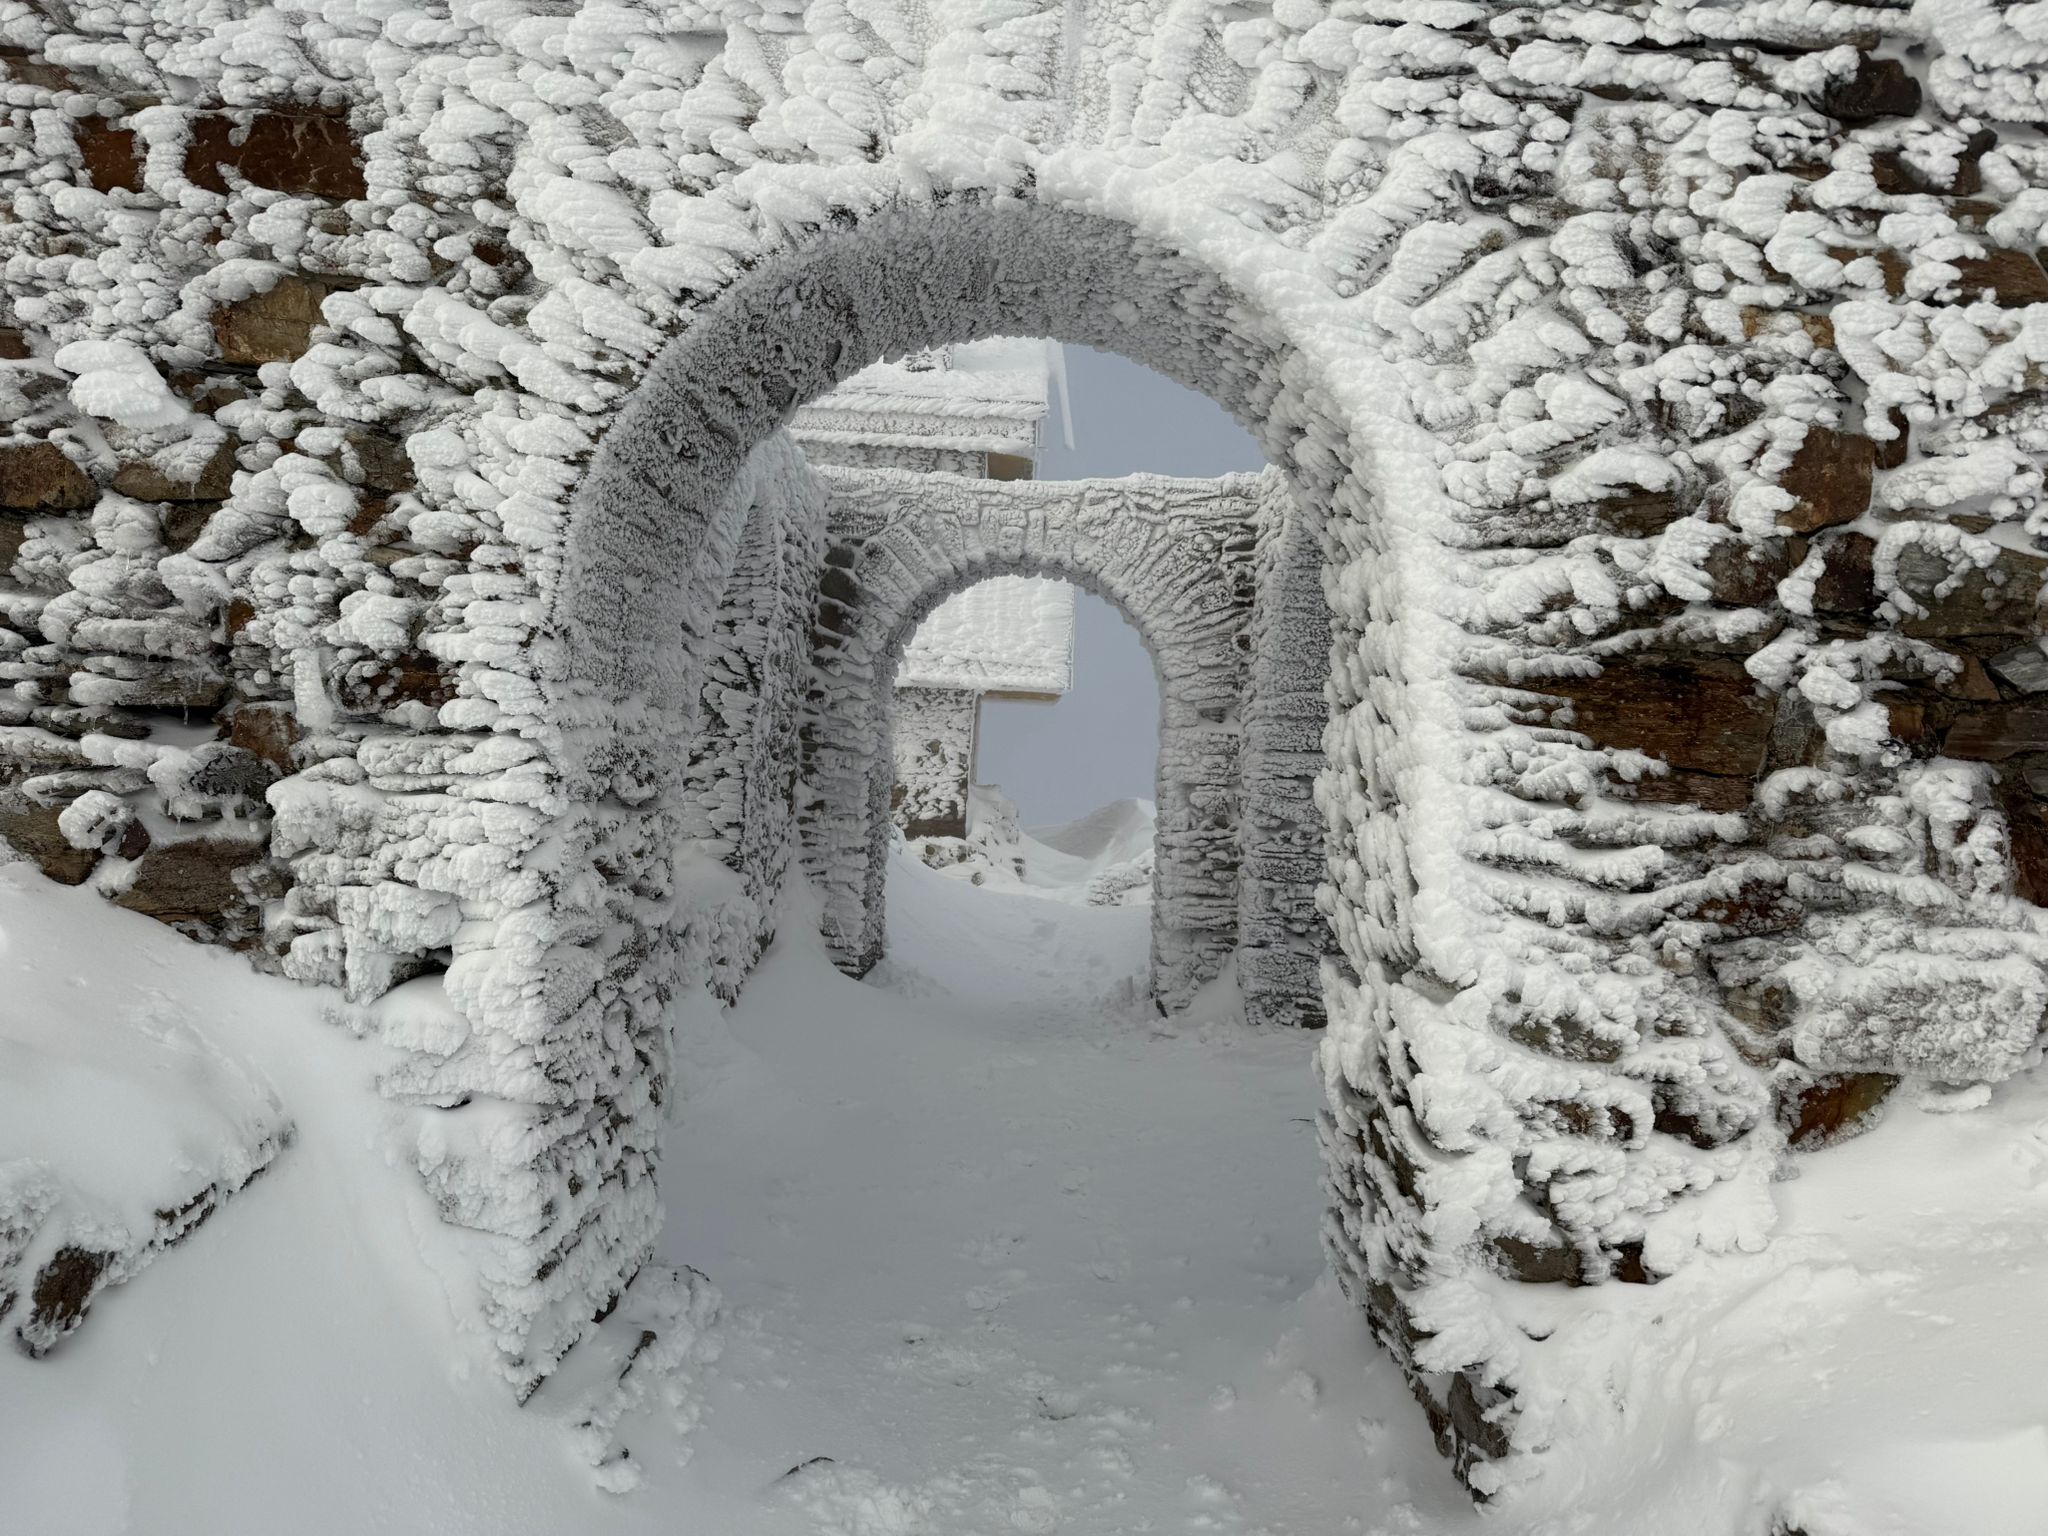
[3,0,2048,1496]
[889,684,977,840]
[897,576,1074,696]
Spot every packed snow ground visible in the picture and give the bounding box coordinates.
[5,822,2048,1535]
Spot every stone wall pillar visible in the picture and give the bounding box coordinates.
[890,686,977,840]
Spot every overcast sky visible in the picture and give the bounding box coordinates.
[975,346,1264,829]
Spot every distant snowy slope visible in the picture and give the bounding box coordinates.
[912,789,1158,903]
[1028,797,1156,867]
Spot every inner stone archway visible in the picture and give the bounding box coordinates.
[803,466,1301,1019]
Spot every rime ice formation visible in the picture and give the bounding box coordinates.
[805,468,1315,1016]
[6,0,2048,1498]
[890,684,978,840]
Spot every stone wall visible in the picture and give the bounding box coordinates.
[5,0,2048,1498]
[889,685,976,841]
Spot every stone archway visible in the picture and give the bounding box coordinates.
[6,1,2048,1499]
[802,466,1266,1017]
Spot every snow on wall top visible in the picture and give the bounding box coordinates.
[897,577,1075,696]
[792,338,1067,458]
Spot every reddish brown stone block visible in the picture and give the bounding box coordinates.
[0,796,96,885]
[1872,406,1910,471]
[226,702,300,772]
[1704,535,1802,608]
[1548,659,1776,781]
[1895,544,2047,640]
[74,116,143,193]
[1951,249,2048,309]
[113,835,267,929]
[0,441,96,510]
[111,441,237,502]
[212,276,328,365]
[1623,769,1755,813]
[1784,1072,1897,1149]
[1776,427,1873,533]
[184,110,367,201]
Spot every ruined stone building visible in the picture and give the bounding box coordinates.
[6,0,2048,1498]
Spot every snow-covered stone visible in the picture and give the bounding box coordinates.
[4,0,2048,1497]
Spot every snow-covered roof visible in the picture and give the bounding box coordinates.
[898,576,1075,695]
[792,337,1069,459]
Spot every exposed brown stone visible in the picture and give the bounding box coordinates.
[1704,535,1801,608]
[21,1246,114,1355]
[160,500,221,552]
[1933,648,2000,702]
[1872,406,1910,471]
[1868,150,1925,197]
[1548,659,1776,781]
[0,45,81,93]
[229,704,303,774]
[1785,1072,1897,1149]
[346,495,391,538]
[1608,1240,1657,1285]
[0,441,96,511]
[0,795,97,885]
[74,116,143,193]
[212,276,329,366]
[226,597,258,638]
[0,327,28,360]
[1590,490,1691,540]
[1686,876,1800,936]
[1812,55,1920,122]
[113,835,268,930]
[1950,249,2048,309]
[111,441,237,502]
[343,430,415,493]
[1775,427,1873,533]
[1653,1088,1751,1150]
[1943,705,2048,761]
[1488,1234,1582,1285]
[184,110,367,201]
[1998,777,2048,906]
[0,510,27,574]
[115,817,151,861]
[1883,695,1932,748]
[1811,532,1877,617]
